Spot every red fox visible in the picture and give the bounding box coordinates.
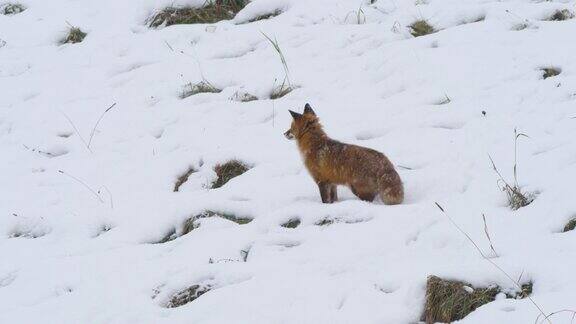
[284,103,404,204]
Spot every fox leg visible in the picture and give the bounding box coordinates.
[329,184,338,202]
[350,185,376,202]
[317,182,332,203]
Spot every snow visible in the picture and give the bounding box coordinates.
[1,0,576,323]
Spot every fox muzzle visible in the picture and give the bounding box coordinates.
[284,130,294,140]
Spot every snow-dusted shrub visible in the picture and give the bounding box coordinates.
[541,67,561,79]
[165,284,212,308]
[1,3,25,15]
[564,218,576,232]
[281,218,301,229]
[489,129,535,210]
[229,90,258,102]
[421,275,532,323]
[409,19,436,37]
[270,84,296,99]
[211,160,250,189]
[60,26,87,44]
[180,81,221,99]
[149,1,247,27]
[545,9,574,21]
[155,210,253,243]
[246,9,282,23]
[173,166,196,192]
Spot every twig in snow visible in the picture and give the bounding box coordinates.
[58,170,103,203]
[98,185,114,209]
[481,213,498,257]
[60,110,92,153]
[88,102,116,149]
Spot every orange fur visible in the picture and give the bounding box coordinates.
[285,104,404,204]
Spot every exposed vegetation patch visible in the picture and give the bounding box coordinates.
[180,81,222,99]
[421,276,532,323]
[246,9,283,23]
[155,210,253,243]
[564,218,576,232]
[211,160,250,189]
[149,1,247,28]
[270,84,296,99]
[458,14,486,25]
[434,94,451,105]
[60,26,87,45]
[545,9,574,21]
[541,67,561,79]
[489,129,535,210]
[165,284,212,308]
[1,3,25,15]
[281,218,301,229]
[409,19,436,37]
[315,218,335,226]
[229,90,258,102]
[173,166,196,192]
[9,224,50,239]
[94,224,113,237]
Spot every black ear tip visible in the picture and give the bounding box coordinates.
[289,110,302,119]
[303,103,315,115]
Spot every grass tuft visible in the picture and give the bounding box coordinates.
[315,218,335,226]
[421,276,532,323]
[270,84,296,99]
[149,1,247,27]
[2,3,25,15]
[546,9,574,21]
[409,19,436,37]
[165,284,212,308]
[489,129,535,210]
[61,25,87,44]
[155,210,253,243]
[229,90,258,102]
[211,160,250,189]
[541,67,561,79]
[246,9,283,23]
[180,81,221,99]
[564,218,576,232]
[281,218,301,229]
[173,166,196,192]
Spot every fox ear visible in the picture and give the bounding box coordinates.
[289,110,302,119]
[304,103,316,116]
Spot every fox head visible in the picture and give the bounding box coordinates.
[284,103,317,140]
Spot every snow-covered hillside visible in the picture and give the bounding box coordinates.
[1,0,576,323]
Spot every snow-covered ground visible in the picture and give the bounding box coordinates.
[1,0,576,322]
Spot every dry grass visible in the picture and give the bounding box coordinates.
[180,81,221,99]
[422,276,532,323]
[281,218,301,229]
[61,26,87,44]
[229,91,258,102]
[489,129,535,210]
[211,160,250,188]
[315,218,335,226]
[2,3,25,15]
[541,67,561,79]
[165,284,212,308]
[546,9,574,21]
[270,84,296,99]
[173,167,196,192]
[564,218,576,232]
[149,1,247,27]
[155,210,253,243]
[246,9,283,23]
[409,19,436,37]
